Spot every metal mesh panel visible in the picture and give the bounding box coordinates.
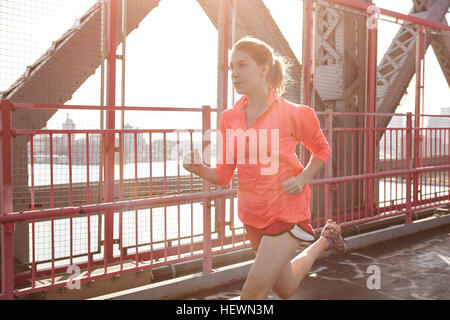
[419,33,450,210]
[312,1,368,223]
[374,2,450,216]
[0,0,98,96]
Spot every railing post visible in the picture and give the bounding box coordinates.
[300,0,315,168]
[104,0,118,264]
[302,0,313,106]
[202,106,212,273]
[218,0,230,115]
[1,100,15,299]
[216,0,230,249]
[324,108,333,221]
[365,15,377,218]
[405,113,413,223]
[413,25,424,208]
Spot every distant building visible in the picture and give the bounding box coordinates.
[427,107,450,128]
[29,119,208,165]
[117,124,150,163]
[424,107,450,158]
[388,115,406,128]
[62,114,76,130]
[380,115,407,159]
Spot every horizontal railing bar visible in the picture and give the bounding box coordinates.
[0,189,236,223]
[13,252,206,298]
[4,100,450,119]
[11,234,250,289]
[11,193,447,284]
[1,164,449,223]
[312,164,450,185]
[12,128,205,135]
[325,0,450,32]
[11,126,447,135]
[333,127,450,132]
[5,101,219,113]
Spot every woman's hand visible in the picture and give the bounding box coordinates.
[182,149,203,175]
[283,173,308,194]
[182,149,220,184]
[284,158,324,194]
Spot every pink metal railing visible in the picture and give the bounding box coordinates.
[1,0,450,300]
[0,101,244,298]
[1,99,449,299]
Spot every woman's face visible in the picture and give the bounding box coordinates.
[230,49,269,95]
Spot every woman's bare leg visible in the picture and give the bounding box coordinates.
[272,236,329,299]
[240,231,302,300]
[240,228,331,300]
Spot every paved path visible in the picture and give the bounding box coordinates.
[181,224,450,300]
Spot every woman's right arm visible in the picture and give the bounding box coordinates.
[182,149,219,185]
[183,114,237,186]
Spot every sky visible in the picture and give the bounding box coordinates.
[0,0,449,131]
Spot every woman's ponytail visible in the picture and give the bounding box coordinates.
[267,56,287,96]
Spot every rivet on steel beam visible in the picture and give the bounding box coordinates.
[25,66,32,78]
[73,18,82,30]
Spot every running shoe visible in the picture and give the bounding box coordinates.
[289,221,316,244]
[320,219,348,254]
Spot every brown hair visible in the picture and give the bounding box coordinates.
[232,37,290,96]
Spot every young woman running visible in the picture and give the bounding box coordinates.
[183,37,347,300]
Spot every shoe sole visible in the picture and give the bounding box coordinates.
[289,224,316,243]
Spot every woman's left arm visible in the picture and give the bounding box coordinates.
[283,107,331,194]
[283,158,324,194]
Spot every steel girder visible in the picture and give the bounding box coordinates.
[431,16,450,87]
[197,0,303,104]
[376,0,449,130]
[313,0,371,118]
[2,0,161,127]
[2,0,161,211]
[312,0,373,220]
[0,0,160,264]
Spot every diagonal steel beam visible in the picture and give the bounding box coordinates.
[376,0,449,130]
[431,16,450,87]
[413,0,450,86]
[1,0,161,132]
[197,0,304,104]
[0,0,160,218]
[0,0,162,265]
